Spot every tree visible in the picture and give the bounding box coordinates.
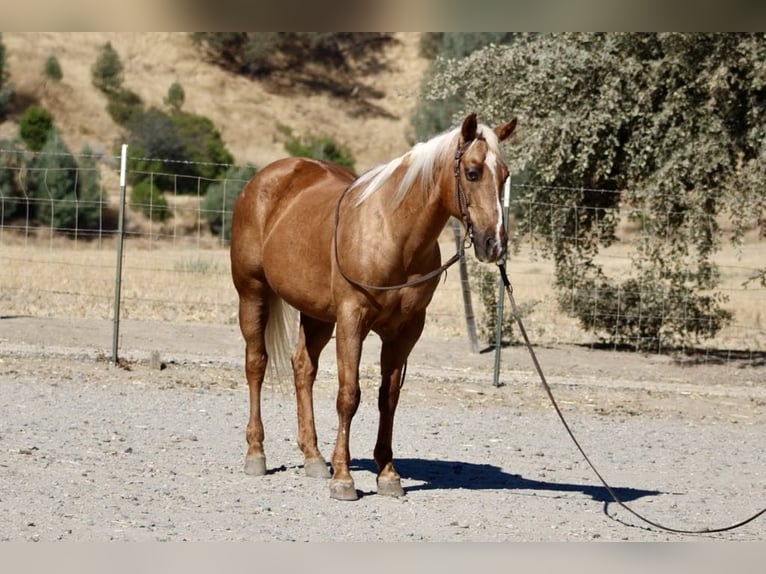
[19,105,54,152]
[91,41,124,94]
[27,132,105,233]
[165,81,185,110]
[427,33,766,349]
[0,33,13,119]
[44,54,63,81]
[0,138,25,222]
[201,165,257,241]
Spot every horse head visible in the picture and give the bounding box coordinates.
[453,113,517,263]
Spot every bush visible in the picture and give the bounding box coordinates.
[106,87,143,125]
[91,41,123,94]
[129,179,171,222]
[0,138,25,222]
[165,82,185,110]
[26,132,106,233]
[562,273,733,351]
[283,128,355,170]
[201,165,256,240]
[0,33,14,120]
[125,107,234,195]
[19,105,54,152]
[44,54,63,81]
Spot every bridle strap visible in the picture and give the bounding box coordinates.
[333,140,472,292]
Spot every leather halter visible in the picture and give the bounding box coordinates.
[333,138,474,292]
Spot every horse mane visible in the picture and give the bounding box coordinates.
[351,122,503,208]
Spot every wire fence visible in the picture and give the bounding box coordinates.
[1,148,764,365]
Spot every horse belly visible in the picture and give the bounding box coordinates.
[261,204,337,323]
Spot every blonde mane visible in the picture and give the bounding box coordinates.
[351,123,503,208]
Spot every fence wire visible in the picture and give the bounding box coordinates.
[0,149,764,364]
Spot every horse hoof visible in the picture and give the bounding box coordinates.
[304,458,331,479]
[244,455,267,476]
[329,479,359,501]
[377,477,404,497]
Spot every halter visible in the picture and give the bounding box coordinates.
[453,138,474,249]
[333,137,475,291]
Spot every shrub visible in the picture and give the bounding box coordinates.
[26,132,106,233]
[201,165,256,240]
[129,179,171,222]
[0,138,25,222]
[165,81,185,110]
[19,105,54,152]
[0,33,14,120]
[91,41,123,94]
[106,87,143,125]
[44,54,63,81]
[283,129,355,170]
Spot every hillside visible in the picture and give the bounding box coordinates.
[0,32,429,172]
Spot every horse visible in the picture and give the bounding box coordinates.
[230,113,517,500]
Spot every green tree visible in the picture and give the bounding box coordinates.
[411,33,520,142]
[91,41,124,94]
[0,138,25,222]
[0,33,14,119]
[282,128,355,171]
[19,105,54,152]
[27,132,105,233]
[201,165,257,240]
[165,81,185,110]
[44,54,63,81]
[428,33,766,349]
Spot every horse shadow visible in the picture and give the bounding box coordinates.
[349,458,661,503]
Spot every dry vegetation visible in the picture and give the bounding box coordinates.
[0,33,764,355]
[0,32,428,171]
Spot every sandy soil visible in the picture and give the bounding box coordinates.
[1,315,764,541]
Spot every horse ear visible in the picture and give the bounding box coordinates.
[461,113,478,142]
[494,117,518,142]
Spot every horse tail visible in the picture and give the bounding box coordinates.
[265,295,297,382]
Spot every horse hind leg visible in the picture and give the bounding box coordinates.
[292,314,335,479]
[237,287,272,476]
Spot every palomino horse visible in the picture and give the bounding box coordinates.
[230,113,517,500]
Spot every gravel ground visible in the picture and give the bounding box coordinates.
[0,316,764,541]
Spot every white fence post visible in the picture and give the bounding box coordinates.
[112,144,128,364]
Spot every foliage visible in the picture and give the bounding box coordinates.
[125,107,234,195]
[106,87,143,125]
[190,33,393,111]
[0,33,13,119]
[426,32,766,349]
[44,54,63,81]
[411,33,520,142]
[129,179,171,222]
[0,138,25,222]
[19,105,54,152]
[201,165,257,240]
[165,81,185,110]
[26,132,105,233]
[282,127,355,170]
[91,41,124,94]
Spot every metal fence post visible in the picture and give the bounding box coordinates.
[112,144,128,364]
[493,177,512,387]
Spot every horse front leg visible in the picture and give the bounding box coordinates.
[375,312,426,497]
[329,314,367,501]
[292,314,334,478]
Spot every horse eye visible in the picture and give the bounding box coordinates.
[465,167,481,182]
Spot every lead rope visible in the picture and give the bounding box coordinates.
[497,262,766,535]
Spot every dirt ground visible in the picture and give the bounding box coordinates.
[1,315,764,541]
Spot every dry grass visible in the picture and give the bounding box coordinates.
[1,228,763,354]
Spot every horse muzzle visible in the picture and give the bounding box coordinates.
[473,228,507,263]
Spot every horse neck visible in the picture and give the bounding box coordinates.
[394,164,455,257]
